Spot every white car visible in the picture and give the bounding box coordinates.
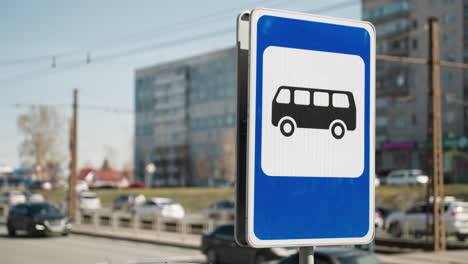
[375,210,384,229]
[27,193,45,203]
[385,197,468,241]
[1,191,26,206]
[385,169,429,186]
[78,192,101,211]
[136,197,185,220]
[75,180,89,192]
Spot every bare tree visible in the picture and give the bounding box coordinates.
[103,145,118,170]
[17,106,66,181]
[101,159,112,171]
[82,160,94,169]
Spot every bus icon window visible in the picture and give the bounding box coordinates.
[271,86,356,139]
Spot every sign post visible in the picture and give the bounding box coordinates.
[236,8,376,257]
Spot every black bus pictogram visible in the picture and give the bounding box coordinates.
[271,86,356,139]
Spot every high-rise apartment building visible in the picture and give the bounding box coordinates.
[134,48,236,186]
[363,0,468,181]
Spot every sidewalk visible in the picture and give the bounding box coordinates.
[377,250,468,264]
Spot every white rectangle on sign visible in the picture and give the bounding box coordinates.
[261,46,365,178]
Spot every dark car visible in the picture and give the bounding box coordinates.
[207,200,235,220]
[277,247,380,264]
[201,225,297,264]
[7,202,71,237]
[113,194,132,211]
[112,194,145,211]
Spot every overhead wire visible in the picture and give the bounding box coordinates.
[13,103,133,114]
[0,0,298,67]
[0,0,360,84]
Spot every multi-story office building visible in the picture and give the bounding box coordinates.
[363,0,468,181]
[134,48,236,186]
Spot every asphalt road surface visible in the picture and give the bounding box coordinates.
[0,226,206,264]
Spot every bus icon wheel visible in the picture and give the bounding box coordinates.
[279,117,296,137]
[330,121,346,139]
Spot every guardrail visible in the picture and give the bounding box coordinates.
[0,204,232,247]
[73,210,233,247]
[1,203,467,250]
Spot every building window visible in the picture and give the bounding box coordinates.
[363,1,409,21]
[446,52,456,62]
[376,117,388,128]
[446,111,456,123]
[443,13,456,24]
[444,0,455,5]
[412,39,418,50]
[464,49,468,61]
[395,118,406,128]
[376,135,387,143]
[376,98,389,108]
[443,32,456,44]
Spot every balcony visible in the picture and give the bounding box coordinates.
[363,1,410,24]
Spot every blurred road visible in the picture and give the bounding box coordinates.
[0,226,205,264]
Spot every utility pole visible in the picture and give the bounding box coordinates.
[428,17,446,251]
[68,89,78,221]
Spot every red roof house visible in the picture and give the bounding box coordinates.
[78,169,129,188]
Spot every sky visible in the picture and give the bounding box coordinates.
[1,0,361,170]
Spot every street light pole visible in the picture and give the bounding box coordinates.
[428,17,446,251]
[145,163,156,187]
[68,89,78,221]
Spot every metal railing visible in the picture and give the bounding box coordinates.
[0,204,232,247]
[2,203,467,250]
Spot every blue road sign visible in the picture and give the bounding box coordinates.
[236,8,375,247]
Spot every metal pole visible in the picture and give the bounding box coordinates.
[68,89,78,221]
[299,246,314,264]
[429,17,446,251]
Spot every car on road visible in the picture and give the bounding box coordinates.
[202,225,297,264]
[134,197,185,219]
[207,200,235,220]
[384,169,428,186]
[112,194,146,211]
[385,197,468,241]
[375,210,384,229]
[1,191,26,206]
[127,181,145,188]
[78,192,101,211]
[7,202,71,237]
[75,180,89,192]
[24,191,45,203]
[272,247,380,264]
[376,207,397,229]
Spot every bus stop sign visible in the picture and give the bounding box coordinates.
[236,8,375,247]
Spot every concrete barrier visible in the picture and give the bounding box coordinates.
[69,209,233,247]
[2,204,466,250]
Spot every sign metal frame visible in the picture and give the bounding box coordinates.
[236,8,376,248]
